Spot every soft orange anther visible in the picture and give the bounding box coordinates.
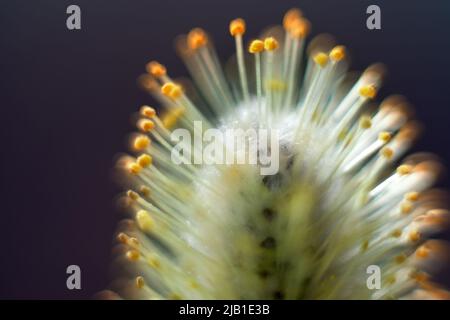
[127,190,139,200]
[126,249,140,261]
[264,37,279,51]
[408,230,421,242]
[381,147,394,159]
[136,276,145,289]
[137,154,152,168]
[397,164,413,175]
[128,162,142,175]
[229,18,246,36]
[249,39,264,53]
[146,61,166,77]
[140,105,156,118]
[133,135,150,150]
[329,45,346,62]
[187,28,208,49]
[117,232,129,244]
[283,8,303,31]
[313,52,328,67]
[289,18,310,38]
[359,85,377,99]
[406,192,420,202]
[138,119,155,132]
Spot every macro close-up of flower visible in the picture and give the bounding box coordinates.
[105,8,450,300]
[2,0,450,307]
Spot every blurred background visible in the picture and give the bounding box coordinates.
[1,0,450,299]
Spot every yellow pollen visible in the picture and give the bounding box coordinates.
[405,192,420,202]
[359,85,377,99]
[397,164,413,175]
[117,232,129,244]
[416,245,430,259]
[289,18,310,38]
[229,18,246,36]
[140,105,156,118]
[135,276,145,289]
[391,229,402,238]
[381,147,394,159]
[264,37,279,51]
[401,201,413,214]
[140,185,151,196]
[283,8,303,31]
[137,154,152,168]
[128,162,142,175]
[138,119,155,132]
[395,254,407,264]
[127,190,139,201]
[408,230,421,242]
[148,257,161,269]
[313,52,328,67]
[128,237,139,247]
[187,28,208,49]
[133,135,150,150]
[379,131,392,143]
[161,82,182,99]
[136,210,154,231]
[359,116,372,129]
[249,39,264,53]
[146,61,166,77]
[126,249,140,261]
[329,45,346,62]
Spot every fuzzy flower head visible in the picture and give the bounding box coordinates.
[105,8,450,300]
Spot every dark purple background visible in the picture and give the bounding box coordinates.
[1,0,450,299]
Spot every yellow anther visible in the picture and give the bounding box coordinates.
[264,37,279,51]
[408,230,421,242]
[172,106,186,117]
[416,245,430,259]
[313,52,328,67]
[140,105,156,118]
[249,39,264,53]
[395,254,407,264]
[128,237,139,247]
[137,154,152,168]
[136,210,154,231]
[187,28,208,49]
[329,45,346,62]
[360,116,372,129]
[289,18,310,38]
[170,293,182,300]
[391,229,402,238]
[266,79,287,91]
[138,119,155,132]
[359,85,377,99]
[379,131,392,143]
[397,164,413,175]
[146,61,166,77]
[139,186,151,196]
[229,18,246,36]
[405,192,420,202]
[361,240,369,251]
[148,257,161,269]
[128,162,142,175]
[135,276,145,289]
[401,201,413,214]
[127,190,139,200]
[162,114,177,129]
[133,135,150,150]
[381,147,394,159]
[126,249,140,261]
[117,232,129,244]
[283,8,303,31]
[161,82,182,99]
